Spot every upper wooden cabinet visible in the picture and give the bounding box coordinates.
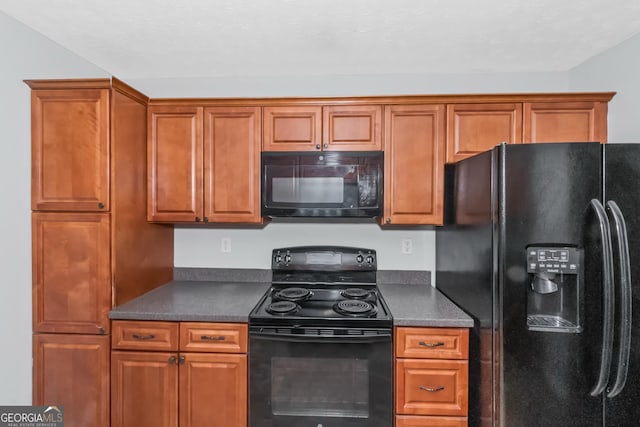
[263,105,382,151]
[383,104,446,226]
[523,101,608,143]
[147,105,262,223]
[446,103,522,163]
[148,106,204,222]
[31,88,110,211]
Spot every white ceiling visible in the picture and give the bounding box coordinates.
[3,0,640,79]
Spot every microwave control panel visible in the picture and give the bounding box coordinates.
[526,246,581,275]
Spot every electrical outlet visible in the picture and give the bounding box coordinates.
[221,237,231,253]
[401,238,413,255]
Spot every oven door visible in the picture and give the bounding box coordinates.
[249,326,392,427]
[261,151,383,218]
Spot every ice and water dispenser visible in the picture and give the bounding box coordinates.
[526,246,582,333]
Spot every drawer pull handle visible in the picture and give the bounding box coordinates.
[419,385,445,392]
[201,335,225,341]
[418,341,444,348]
[132,334,156,340]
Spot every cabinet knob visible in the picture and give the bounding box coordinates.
[98,202,105,209]
[323,143,328,149]
[168,356,177,364]
[195,217,201,222]
[315,144,321,150]
[385,218,391,224]
[203,217,209,223]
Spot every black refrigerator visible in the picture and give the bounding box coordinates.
[436,142,639,427]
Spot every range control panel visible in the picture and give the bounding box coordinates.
[526,246,581,275]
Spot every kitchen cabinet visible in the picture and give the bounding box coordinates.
[523,100,608,143]
[27,78,174,427]
[383,104,446,225]
[147,105,262,223]
[33,334,110,427]
[446,103,522,163]
[111,320,248,427]
[263,104,382,151]
[30,88,110,211]
[395,327,469,426]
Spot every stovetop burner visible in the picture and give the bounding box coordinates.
[341,288,372,299]
[249,246,392,327]
[333,300,377,317]
[274,287,313,302]
[266,301,300,315]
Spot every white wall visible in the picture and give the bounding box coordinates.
[570,32,640,143]
[0,12,108,405]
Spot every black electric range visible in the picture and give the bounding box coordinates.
[249,246,392,328]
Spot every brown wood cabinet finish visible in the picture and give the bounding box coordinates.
[30,88,110,211]
[111,321,248,427]
[33,334,110,427]
[384,104,446,225]
[263,106,322,151]
[111,351,179,427]
[32,212,111,334]
[204,107,262,222]
[323,105,382,150]
[523,101,608,143]
[446,103,522,163]
[179,353,247,427]
[148,105,262,223]
[28,78,174,424]
[147,106,204,222]
[396,327,469,426]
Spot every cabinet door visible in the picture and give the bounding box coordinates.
[111,351,179,427]
[446,103,522,163]
[204,107,262,223]
[148,106,203,222]
[32,213,111,334]
[323,105,383,151]
[263,106,322,151]
[31,89,109,211]
[33,334,109,427]
[523,101,607,143]
[180,353,247,427]
[384,105,446,225]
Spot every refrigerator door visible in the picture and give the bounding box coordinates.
[603,143,640,426]
[499,143,604,426]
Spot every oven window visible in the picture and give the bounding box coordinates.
[270,356,369,418]
[271,177,344,203]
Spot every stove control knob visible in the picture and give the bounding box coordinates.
[274,254,283,264]
[366,255,375,265]
[284,254,292,264]
[356,254,364,264]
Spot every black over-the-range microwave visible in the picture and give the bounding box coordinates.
[261,151,384,218]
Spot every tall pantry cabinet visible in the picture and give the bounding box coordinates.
[27,78,174,427]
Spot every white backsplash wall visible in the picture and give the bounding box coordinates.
[175,223,435,272]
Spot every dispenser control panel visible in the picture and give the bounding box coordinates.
[526,246,580,275]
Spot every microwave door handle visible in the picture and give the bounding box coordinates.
[605,201,633,398]
[589,199,616,397]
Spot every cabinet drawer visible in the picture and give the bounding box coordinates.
[396,415,468,427]
[396,327,469,359]
[112,320,179,351]
[396,359,468,416]
[179,322,247,353]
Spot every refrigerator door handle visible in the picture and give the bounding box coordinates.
[589,199,616,397]
[605,200,633,398]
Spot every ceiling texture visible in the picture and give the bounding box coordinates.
[2,0,640,79]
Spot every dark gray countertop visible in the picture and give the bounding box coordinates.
[378,283,473,327]
[109,281,271,322]
[109,268,473,327]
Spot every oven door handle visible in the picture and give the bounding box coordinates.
[250,330,392,344]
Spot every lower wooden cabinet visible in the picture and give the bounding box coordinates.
[33,334,110,427]
[395,327,469,426]
[111,320,247,427]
